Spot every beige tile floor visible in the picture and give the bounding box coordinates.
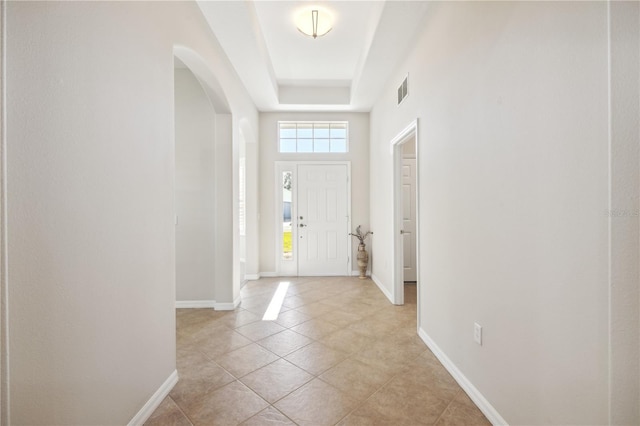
[146,277,490,426]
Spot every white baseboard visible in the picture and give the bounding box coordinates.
[128,370,178,426]
[214,303,235,310]
[245,274,261,280]
[370,273,394,304]
[418,328,508,426]
[259,272,278,277]
[175,300,215,309]
[214,296,241,311]
[297,273,347,276]
[176,298,240,310]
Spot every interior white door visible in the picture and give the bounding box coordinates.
[297,164,349,276]
[402,159,417,281]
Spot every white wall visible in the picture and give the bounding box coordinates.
[369,1,637,424]
[175,68,216,302]
[5,1,258,424]
[240,119,260,280]
[259,112,370,276]
[0,2,6,424]
[609,2,640,424]
[214,113,238,305]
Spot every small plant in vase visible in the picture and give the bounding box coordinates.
[349,225,373,279]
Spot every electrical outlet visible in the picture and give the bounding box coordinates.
[474,323,482,345]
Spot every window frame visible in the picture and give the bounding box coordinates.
[277,121,349,154]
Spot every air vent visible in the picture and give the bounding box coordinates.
[397,74,408,105]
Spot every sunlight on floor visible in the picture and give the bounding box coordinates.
[262,281,290,321]
[154,278,490,425]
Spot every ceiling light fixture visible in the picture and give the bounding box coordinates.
[296,8,332,39]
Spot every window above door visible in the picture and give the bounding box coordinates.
[278,121,348,153]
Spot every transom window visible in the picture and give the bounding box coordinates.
[278,121,348,153]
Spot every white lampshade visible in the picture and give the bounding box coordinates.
[295,8,332,39]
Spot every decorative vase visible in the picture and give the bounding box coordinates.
[357,243,369,279]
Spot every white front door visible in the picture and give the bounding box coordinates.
[297,164,349,276]
[402,159,417,281]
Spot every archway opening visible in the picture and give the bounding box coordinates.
[173,47,237,309]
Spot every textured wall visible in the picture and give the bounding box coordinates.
[175,68,217,302]
[368,1,632,423]
[609,2,640,424]
[5,1,258,423]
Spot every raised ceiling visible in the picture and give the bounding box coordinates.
[197,1,430,112]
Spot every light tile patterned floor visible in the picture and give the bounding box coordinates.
[146,277,490,426]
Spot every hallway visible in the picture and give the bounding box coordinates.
[146,277,489,425]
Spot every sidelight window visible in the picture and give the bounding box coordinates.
[282,171,293,260]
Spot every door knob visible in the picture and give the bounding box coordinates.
[299,224,307,227]
[400,230,405,234]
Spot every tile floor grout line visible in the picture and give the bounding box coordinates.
[234,380,276,425]
[331,367,397,425]
[168,394,196,426]
[164,279,488,425]
[432,388,463,425]
[328,338,428,425]
[266,403,301,426]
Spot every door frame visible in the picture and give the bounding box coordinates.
[391,120,420,310]
[275,161,352,277]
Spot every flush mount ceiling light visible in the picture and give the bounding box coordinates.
[296,8,333,39]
